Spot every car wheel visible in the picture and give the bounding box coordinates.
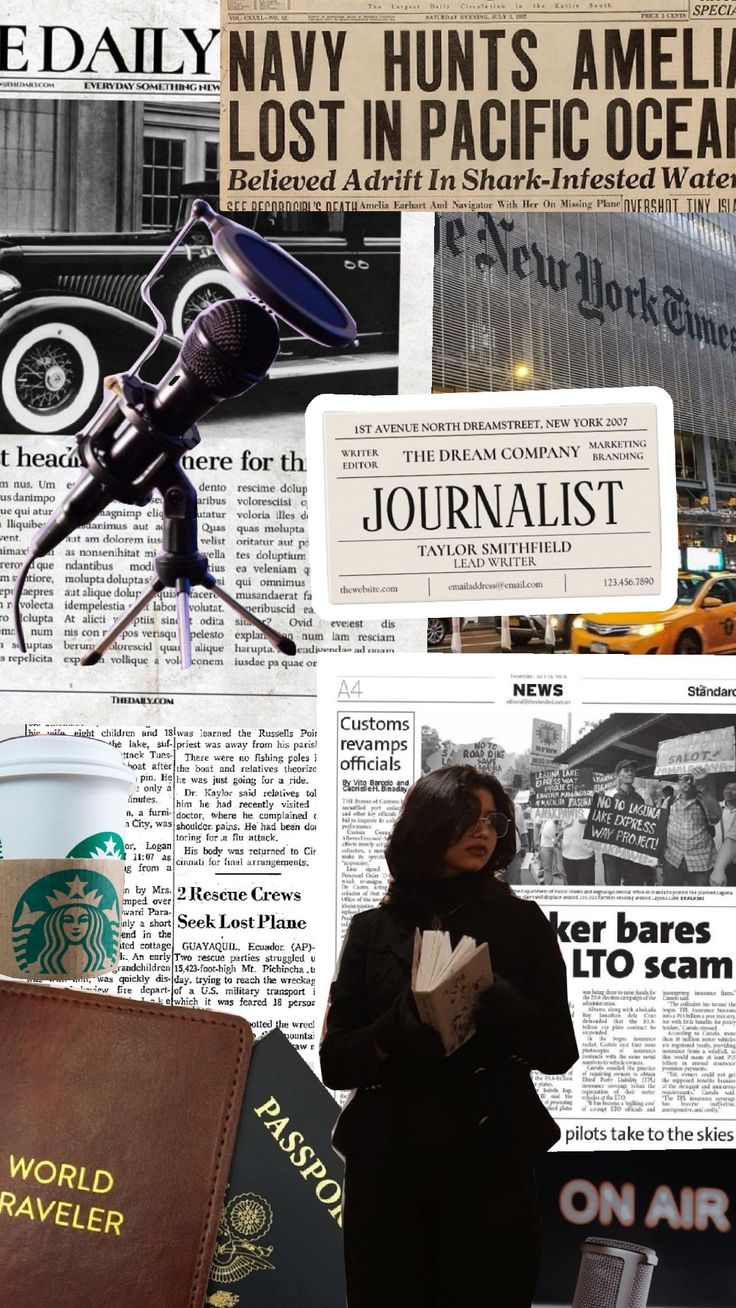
[427,618,449,648]
[1,321,101,434]
[510,631,533,646]
[170,268,240,339]
[674,630,702,655]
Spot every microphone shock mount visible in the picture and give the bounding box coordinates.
[77,374,296,670]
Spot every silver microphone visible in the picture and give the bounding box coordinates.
[572,1237,658,1308]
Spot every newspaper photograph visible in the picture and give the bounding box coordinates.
[220,6,736,212]
[318,652,736,1158]
[0,96,416,435]
[429,208,736,654]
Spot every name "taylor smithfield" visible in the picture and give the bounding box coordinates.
[362,478,623,532]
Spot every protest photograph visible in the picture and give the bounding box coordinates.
[422,710,736,891]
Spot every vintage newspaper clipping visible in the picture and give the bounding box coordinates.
[221,0,736,212]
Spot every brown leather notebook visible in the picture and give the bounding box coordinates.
[0,980,252,1308]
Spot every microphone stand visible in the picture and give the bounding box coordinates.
[78,374,295,670]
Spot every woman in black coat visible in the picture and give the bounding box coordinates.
[320,765,578,1308]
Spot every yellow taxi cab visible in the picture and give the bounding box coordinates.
[570,571,736,654]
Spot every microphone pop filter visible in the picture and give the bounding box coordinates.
[192,200,357,350]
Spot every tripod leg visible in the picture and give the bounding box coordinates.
[80,578,165,666]
[176,580,193,670]
[205,580,296,656]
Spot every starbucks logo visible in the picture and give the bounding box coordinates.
[66,831,125,859]
[0,830,124,861]
[12,869,120,977]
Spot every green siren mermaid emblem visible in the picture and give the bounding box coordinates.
[12,869,120,977]
[0,831,125,861]
[66,832,126,859]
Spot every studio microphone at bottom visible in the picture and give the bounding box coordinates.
[13,298,280,651]
[572,1237,658,1308]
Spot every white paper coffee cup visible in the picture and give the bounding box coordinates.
[0,735,135,860]
[0,736,135,981]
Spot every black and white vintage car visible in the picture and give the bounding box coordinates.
[0,187,400,434]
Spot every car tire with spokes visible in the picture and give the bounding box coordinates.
[427,618,450,648]
[0,321,101,434]
[166,266,241,339]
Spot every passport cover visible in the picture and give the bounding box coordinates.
[206,1029,346,1307]
[0,979,252,1308]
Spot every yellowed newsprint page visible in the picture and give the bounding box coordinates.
[221,0,736,212]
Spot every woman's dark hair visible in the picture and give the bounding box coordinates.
[384,765,516,901]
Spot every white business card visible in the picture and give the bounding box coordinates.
[306,387,677,619]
